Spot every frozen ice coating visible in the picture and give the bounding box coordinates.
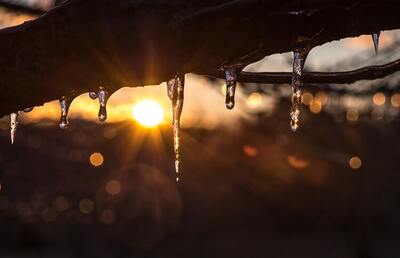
[167,78,175,102]
[23,107,34,113]
[290,48,310,132]
[97,87,110,123]
[89,92,98,100]
[59,96,72,129]
[224,68,238,110]
[169,75,185,182]
[10,112,19,144]
[372,32,380,54]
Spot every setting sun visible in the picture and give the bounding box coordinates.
[132,100,164,127]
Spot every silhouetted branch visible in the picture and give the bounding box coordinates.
[205,58,400,85]
[0,0,399,116]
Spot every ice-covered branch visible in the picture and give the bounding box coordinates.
[205,58,400,85]
[0,0,400,116]
[0,0,45,15]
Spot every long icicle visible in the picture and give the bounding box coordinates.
[372,32,380,54]
[10,112,19,144]
[167,74,185,182]
[59,96,72,129]
[290,48,310,132]
[97,87,110,123]
[224,68,239,110]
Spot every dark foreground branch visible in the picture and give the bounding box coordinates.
[0,0,400,116]
[205,58,400,85]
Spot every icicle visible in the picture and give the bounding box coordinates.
[371,32,380,54]
[97,87,109,123]
[224,68,238,110]
[23,107,33,113]
[290,48,310,132]
[168,75,185,182]
[89,92,98,100]
[10,112,19,144]
[59,96,72,129]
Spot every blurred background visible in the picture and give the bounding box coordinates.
[1,1,400,257]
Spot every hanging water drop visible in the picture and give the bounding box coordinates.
[224,68,238,110]
[23,107,34,113]
[97,87,109,123]
[290,48,310,132]
[59,96,72,129]
[168,75,185,182]
[372,32,380,54]
[89,92,98,100]
[10,112,19,144]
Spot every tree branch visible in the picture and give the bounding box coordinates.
[204,58,400,85]
[0,0,399,116]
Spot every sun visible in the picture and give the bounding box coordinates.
[132,100,164,127]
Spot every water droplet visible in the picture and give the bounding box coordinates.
[290,48,310,132]
[224,68,238,110]
[372,32,380,54]
[168,75,185,182]
[97,87,109,123]
[10,112,19,144]
[89,92,98,100]
[59,96,72,129]
[23,107,34,113]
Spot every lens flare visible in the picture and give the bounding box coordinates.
[133,100,164,127]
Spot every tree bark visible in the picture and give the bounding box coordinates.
[0,0,399,116]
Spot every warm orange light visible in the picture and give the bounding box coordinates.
[302,92,313,106]
[90,152,104,167]
[310,100,322,114]
[315,91,328,105]
[288,155,309,169]
[391,93,400,108]
[346,109,359,122]
[247,93,263,108]
[133,100,164,127]
[105,180,121,196]
[243,145,258,157]
[373,93,386,106]
[349,156,362,170]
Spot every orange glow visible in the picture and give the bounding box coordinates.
[310,101,322,114]
[373,93,386,106]
[105,180,121,196]
[133,100,164,127]
[89,153,104,167]
[349,156,362,170]
[302,92,313,106]
[346,109,359,122]
[247,93,263,108]
[288,155,309,169]
[315,91,328,105]
[391,93,400,108]
[243,145,258,157]
[347,33,393,49]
